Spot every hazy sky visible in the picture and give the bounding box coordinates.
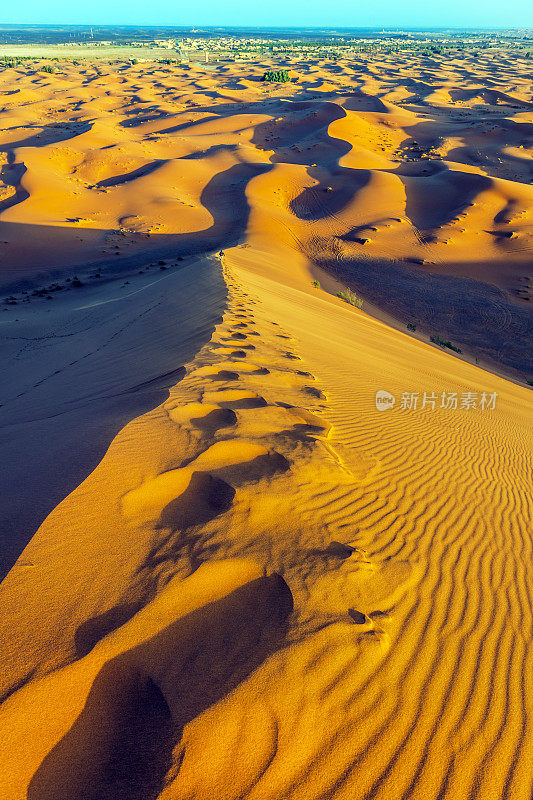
[3,0,532,29]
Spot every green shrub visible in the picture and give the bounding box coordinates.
[430,334,462,353]
[407,322,417,332]
[312,280,320,288]
[40,64,55,74]
[0,57,25,69]
[262,69,290,83]
[337,288,363,309]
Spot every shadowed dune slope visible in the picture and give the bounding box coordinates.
[0,256,226,578]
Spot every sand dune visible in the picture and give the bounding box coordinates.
[0,255,225,578]
[0,52,532,800]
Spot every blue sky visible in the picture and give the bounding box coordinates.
[2,0,532,29]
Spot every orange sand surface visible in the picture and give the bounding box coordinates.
[0,52,532,800]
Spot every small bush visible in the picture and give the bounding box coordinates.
[407,322,417,332]
[40,64,55,74]
[337,288,363,309]
[262,70,290,83]
[312,280,320,288]
[430,334,462,354]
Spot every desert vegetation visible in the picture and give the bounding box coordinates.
[430,335,462,354]
[337,288,364,309]
[262,69,290,83]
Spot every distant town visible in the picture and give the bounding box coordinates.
[0,25,531,64]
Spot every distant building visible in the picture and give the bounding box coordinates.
[154,39,176,49]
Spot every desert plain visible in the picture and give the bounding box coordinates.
[0,46,532,800]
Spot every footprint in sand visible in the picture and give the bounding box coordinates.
[229,404,330,442]
[166,403,237,434]
[193,362,268,379]
[157,472,236,532]
[211,370,240,382]
[302,386,327,400]
[204,389,268,409]
[230,363,270,376]
[122,440,289,525]
[323,541,355,558]
[212,347,254,357]
[27,566,293,800]
[290,408,332,436]
[122,466,233,525]
[348,609,368,625]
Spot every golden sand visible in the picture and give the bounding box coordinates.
[0,52,532,800]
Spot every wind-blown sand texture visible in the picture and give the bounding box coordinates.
[0,51,532,800]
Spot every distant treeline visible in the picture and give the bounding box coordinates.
[0,55,31,68]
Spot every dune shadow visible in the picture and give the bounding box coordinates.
[223,80,249,90]
[0,121,92,151]
[95,159,166,187]
[119,109,172,128]
[445,143,533,182]
[342,90,389,113]
[395,161,491,231]
[320,253,533,376]
[28,574,293,800]
[0,151,272,579]
[0,153,29,212]
[252,100,350,168]
[290,167,370,221]
[182,143,238,160]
